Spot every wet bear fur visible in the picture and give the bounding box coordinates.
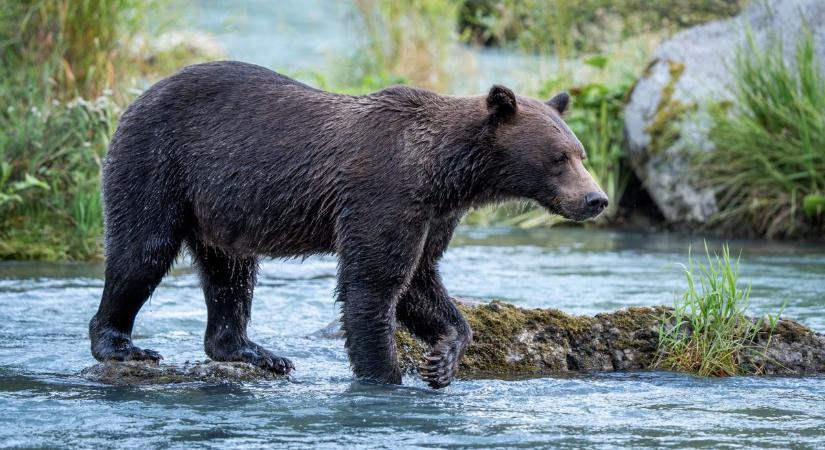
[90,61,605,389]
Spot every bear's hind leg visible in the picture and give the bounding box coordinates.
[90,234,182,363]
[190,241,293,374]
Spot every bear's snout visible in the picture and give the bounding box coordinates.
[583,191,609,215]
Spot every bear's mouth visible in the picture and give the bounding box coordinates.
[540,198,602,222]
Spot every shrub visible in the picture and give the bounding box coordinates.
[0,91,119,260]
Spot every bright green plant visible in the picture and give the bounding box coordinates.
[0,89,119,260]
[0,163,50,211]
[704,29,825,238]
[656,243,784,376]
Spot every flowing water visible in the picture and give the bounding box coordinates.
[1,227,824,449]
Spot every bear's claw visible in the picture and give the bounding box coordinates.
[418,329,465,389]
[102,343,163,364]
[90,321,164,364]
[211,341,294,375]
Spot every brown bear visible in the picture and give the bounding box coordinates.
[90,61,607,389]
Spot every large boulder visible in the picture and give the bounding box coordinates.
[623,0,825,225]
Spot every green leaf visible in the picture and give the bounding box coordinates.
[10,173,50,193]
[802,194,825,218]
[584,55,609,70]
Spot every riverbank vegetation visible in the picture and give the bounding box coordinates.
[0,0,213,260]
[1,0,821,261]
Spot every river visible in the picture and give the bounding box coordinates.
[1,227,824,448]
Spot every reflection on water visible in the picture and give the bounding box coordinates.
[1,227,824,448]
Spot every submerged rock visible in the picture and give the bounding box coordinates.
[81,360,285,385]
[623,0,825,225]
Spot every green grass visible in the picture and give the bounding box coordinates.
[0,0,168,99]
[0,1,186,260]
[655,243,783,376]
[0,91,119,260]
[702,28,825,238]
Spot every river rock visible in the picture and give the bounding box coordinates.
[83,299,825,384]
[81,360,286,385]
[327,299,825,378]
[392,301,825,377]
[623,0,825,225]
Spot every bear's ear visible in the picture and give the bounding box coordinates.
[486,84,517,118]
[547,92,570,114]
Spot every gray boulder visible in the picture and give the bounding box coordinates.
[623,0,825,225]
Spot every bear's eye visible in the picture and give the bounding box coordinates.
[552,153,569,164]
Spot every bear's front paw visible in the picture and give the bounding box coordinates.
[419,327,468,389]
[210,341,294,375]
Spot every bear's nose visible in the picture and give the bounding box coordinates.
[584,191,609,210]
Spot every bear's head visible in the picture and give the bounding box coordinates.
[484,85,608,221]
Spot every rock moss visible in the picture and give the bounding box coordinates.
[396,300,825,378]
[396,301,672,377]
[645,60,694,155]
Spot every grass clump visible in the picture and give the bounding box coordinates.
[0,0,149,260]
[702,29,825,238]
[656,243,782,376]
[0,94,118,260]
[0,0,165,100]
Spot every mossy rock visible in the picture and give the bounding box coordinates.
[395,300,671,377]
[81,360,287,385]
[395,300,825,378]
[83,300,825,385]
